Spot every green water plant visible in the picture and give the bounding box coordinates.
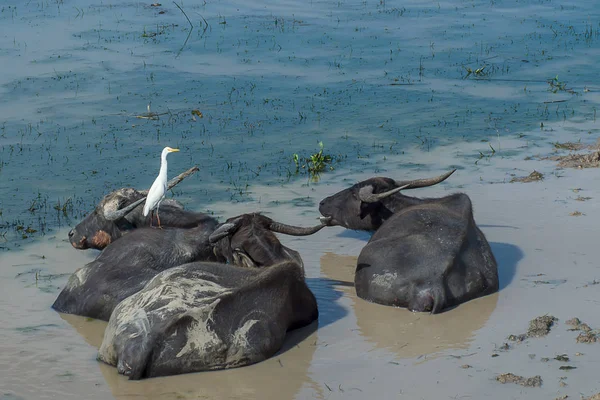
[547,75,569,93]
[293,141,334,180]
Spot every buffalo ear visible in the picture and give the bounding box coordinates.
[357,185,377,203]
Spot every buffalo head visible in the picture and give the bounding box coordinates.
[68,188,183,250]
[318,169,456,231]
[209,213,330,271]
[69,166,202,250]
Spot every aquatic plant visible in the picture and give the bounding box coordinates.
[293,141,334,180]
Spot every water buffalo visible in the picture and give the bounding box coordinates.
[209,213,328,269]
[97,214,326,379]
[53,213,329,321]
[318,170,456,231]
[97,260,318,379]
[53,224,220,321]
[68,167,218,250]
[319,170,498,313]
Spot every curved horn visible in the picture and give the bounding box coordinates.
[269,220,330,236]
[358,183,411,203]
[104,197,146,221]
[393,169,456,190]
[139,166,199,195]
[358,169,456,203]
[208,218,243,244]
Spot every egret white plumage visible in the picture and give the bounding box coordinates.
[143,146,180,227]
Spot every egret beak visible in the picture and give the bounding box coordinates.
[166,147,180,153]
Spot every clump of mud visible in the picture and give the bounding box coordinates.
[584,394,600,400]
[554,150,600,169]
[495,373,542,387]
[507,333,527,342]
[527,315,557,337]
[566,317,599,343]
[507,315,557,346]
[566,317,592,332]
[554,354,569,362]
[510,170,544,183]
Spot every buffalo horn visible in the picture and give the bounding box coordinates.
[358,169,456,203]
[393,169,456,190]
[269,220,329,236]
[104,197,146,221]
[358,183,411,203]
[209,219,243,244]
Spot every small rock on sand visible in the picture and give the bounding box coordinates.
[527,315,557,337]
[495,373,542,387]
[566,318,598,343]
[566,317,592,332]
[576,332,598,343]
[510,170,544,183]
[508,334,527,342]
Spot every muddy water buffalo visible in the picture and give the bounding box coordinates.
[97,215,326,379]
[53,213,329,321]
[53,224,220,321]
[97,260,317,379]
[319,171,498,313]
[68,167,218,250]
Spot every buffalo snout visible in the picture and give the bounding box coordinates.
[68,227,89,250]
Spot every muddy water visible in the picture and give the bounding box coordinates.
[2,0,600,399]
[0,224,498,400]
[4,120,600,399]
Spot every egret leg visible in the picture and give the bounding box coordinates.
[149,210,154,227]
[156,200,162,229]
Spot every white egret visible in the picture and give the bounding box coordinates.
[143,146,180,227]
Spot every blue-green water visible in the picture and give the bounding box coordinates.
[1,0,598,245]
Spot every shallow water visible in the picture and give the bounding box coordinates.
[2,0,600,399]
[2,0,599,242]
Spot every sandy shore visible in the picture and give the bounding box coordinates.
[2,118,600,400]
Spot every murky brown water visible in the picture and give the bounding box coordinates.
[320,252,499,360]
[4,125,600,399]
[1,215,497,400]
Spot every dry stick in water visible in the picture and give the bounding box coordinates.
[174,1,194,57]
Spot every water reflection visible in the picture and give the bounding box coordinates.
[60,313,319,400]
[319,252,498,359]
